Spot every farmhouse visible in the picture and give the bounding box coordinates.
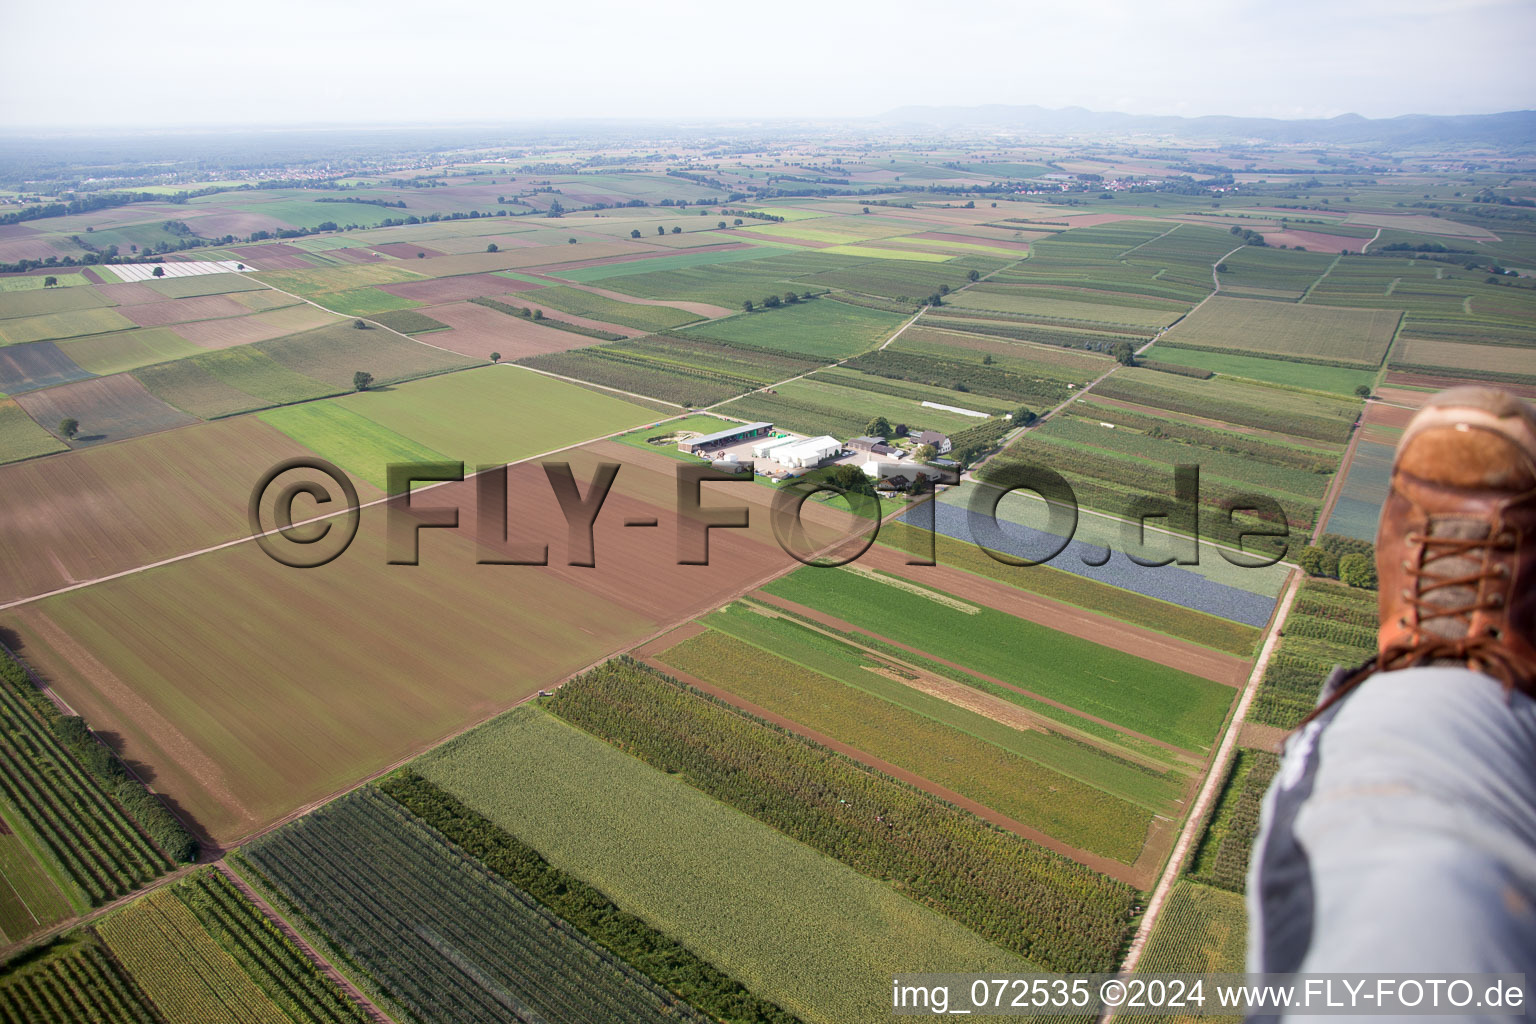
[772,435,842,468]
[913,430,952,454]
[679,421,772,455]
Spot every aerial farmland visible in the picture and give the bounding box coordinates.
[0,57,1532,1024]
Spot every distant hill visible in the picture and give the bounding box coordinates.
[876,105,1536,148]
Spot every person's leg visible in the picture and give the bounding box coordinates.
[1247,664,1536,976]
[1247,385,1536,993]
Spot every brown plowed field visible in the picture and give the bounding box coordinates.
[0,416,351,606]
[118,295,253,328]
[413,302,597,360]
[1263,229,1367,253]
[378,273,542,303]
[324,248,383,264]
[0,441,831,842]
[92,282,167,306]
[1387,370,1536,400]
[1363,401,1414,430]
[14,375,196,448]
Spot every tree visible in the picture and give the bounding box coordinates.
[532,309,544,320]
[151,266,165,278]
[1013,406,1036,425]
[742,299,755,312]
[718,221,727,229]
[43,275,57,287]
[1215,262,1229,273]
[353,371,374,392]
[828,464,876,498]
[490,352,501,364]
[801,291,814,301]
[658,226,666,235]
[486,243,499,252]
[1354,384,1372,398]
[1112,341,1136,366]
[981,354,994,365]
[927,293,943,306]
[568,237,577,244]
[631,229,642,239]
[865,415,891,437]
[938,284,950,295]
[733,218,744,226]
[1338,552,1377,589]
[672,226,682,234]
[784,291,798,304]
[763,294,781,308]
[914,443,936,462]
[354,319,368,329]
[417,252,426,258]
[58,417,78,440]
[1298,545,1331,577]
[967,269,980,282]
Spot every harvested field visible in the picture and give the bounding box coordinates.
[226,244,313,270]
[0,416,355,604]
[378,273,542,303]
[1394,338,1536,377]
[168,304,341,349]
[1263,229,1371,252]
[14,374,196,447]
[0,340,95,393]
[368,242,445,259]
[0,283,114,319]
[116,294,255,328]
[148,273,270,298]
[91,281,168,306]
[253,320,475,388]
[0,441,827,841]
[411,301,595,360]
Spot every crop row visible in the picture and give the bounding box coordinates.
[242,787,713,1024]
[1091,375,1356,444]
[844,349,1070,404]
[545,656,1138,972]
[0,653,176,906]
[0,935,159,1024]
[1187,750,1280,893]
[985,435,1321,531]
[1248,588,1376,730]
[1062,402,1339,472]
[177,870,371,1024]
[517,348,752,406]
[97,888,288,1024]
[378,770,802,1024]
[925,308,1151,345]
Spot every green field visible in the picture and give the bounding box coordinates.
[949,287,1182,330]
[58,327,206,376]
[1161,296,1400,367]
[314,287,425,317]
[417,705,1031,1024]
[684,298,906,358]
[761,567,1234,751]
[1141,344,1378,393]
[0,827,72,943]
[718,372,1001,438]
[329,365,655,468]
[257,402,448,489]
[528,285,703,331]
[0,399,68,462]
[0,308,136,345]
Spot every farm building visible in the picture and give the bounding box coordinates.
[679,421,772,455]
[861,457,913,481]
[846,436,885,453]
[914,430,952,454]
[751,435,801,459]
[772,435,842,468]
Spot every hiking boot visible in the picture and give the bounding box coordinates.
[1307,386,1536,722]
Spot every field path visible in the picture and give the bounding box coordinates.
[1114,568,1300,982]
[1359,227,1382,255]
[217,863,394,1024]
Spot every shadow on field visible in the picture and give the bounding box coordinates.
[0,624,217,853]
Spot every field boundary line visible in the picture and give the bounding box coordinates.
[0,402,698,614]
[1111,567,1300,989]
[216,863,394,1024]
[1115,222,1181,259]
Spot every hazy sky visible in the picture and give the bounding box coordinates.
[4,0,1532,129]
